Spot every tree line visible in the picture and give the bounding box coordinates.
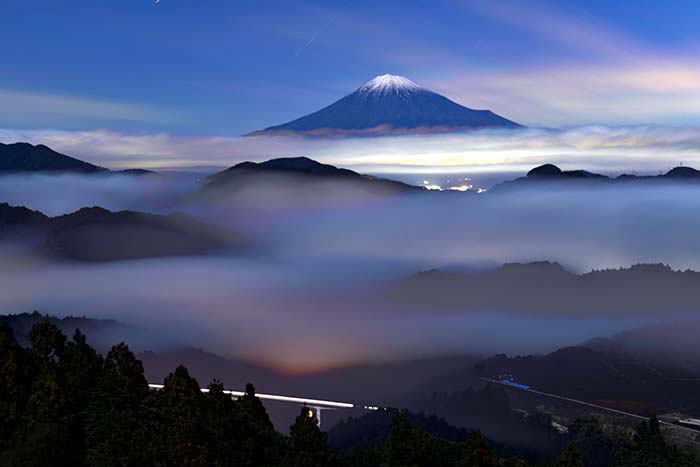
[1,319,697,466]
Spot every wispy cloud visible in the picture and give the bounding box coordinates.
[463,0,653,63]
[0,88,177,127]
[427,61,700,127]
[415,1,700,126]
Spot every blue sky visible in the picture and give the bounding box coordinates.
[3,0,700,135]
[2,1,700,173]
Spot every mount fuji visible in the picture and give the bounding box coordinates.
[248,74,522,136]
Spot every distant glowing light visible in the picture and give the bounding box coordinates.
[424,184,443,191]
[449,184,473,192]
[477,187,487,193]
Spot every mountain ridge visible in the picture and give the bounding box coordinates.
[0,202,245,261]
[493,163,700,191]
[386,261,700,316]
[187,156,425,204]
[0,142,156,175]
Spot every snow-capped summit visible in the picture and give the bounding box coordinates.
[358,74,422,96]
[248,74,522,136]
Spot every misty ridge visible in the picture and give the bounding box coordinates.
[185,156,422,205]
[0,311,176,353]
[5,143,700,368]
[0,202,245,262]
[386,262,700,316]
[3,142,700,462]
[10,121,700,173]
[493,162,700,191]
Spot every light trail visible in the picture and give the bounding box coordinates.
[483,378,700,435]
[148,383,356,409]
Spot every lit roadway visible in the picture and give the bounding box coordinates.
[482,378,699,435]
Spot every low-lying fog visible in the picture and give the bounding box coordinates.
[3,171,700,372]
[0,172,197,216]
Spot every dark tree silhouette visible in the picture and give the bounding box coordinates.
[1,321,697,467]
[385,412,434,466]
[553,444,584,467]
[459,432,500,467]
[284,406,334,467]
[85,343,149,466]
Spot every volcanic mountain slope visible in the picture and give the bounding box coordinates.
[0,142,156,175]
[187,156,423,204]
[386,262,700,315]
[248,74,522,136]
[0,203,244,261]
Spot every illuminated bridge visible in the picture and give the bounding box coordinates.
[148,383,381,427]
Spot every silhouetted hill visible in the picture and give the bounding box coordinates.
[0,311,140,352]
[187,156,423,204]
[249,74,522,137]
[470,346,700,416]
[494,163,700,190]
[582,322,700,377]
[0,142,156,175]
[409,385,565,459]
[328,409,472,452]
[140,348,477,408]
[387,262,700,315]
[205,157,362,182]
[664,166,700,178]
[139,347,479,432]
[203,156,408,185]
[0,202,46,228]
[0,142,105,173]
[113,168,159,176]
[526,164,607,179]
[328,385,566,460]
[0,203,245,261]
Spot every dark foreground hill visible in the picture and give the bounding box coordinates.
[0,203,244,261]
[5,318,694,466]
[0,142,156,175]
[387,261,700,316]
[327,408,472,452]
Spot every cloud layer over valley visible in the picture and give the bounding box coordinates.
[3,125,700,177]
[4,165,700,371]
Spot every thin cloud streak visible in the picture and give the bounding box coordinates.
[411,1,700,126]
[428,62,700,127]
[0,88,178,127]
[462,0,657,64]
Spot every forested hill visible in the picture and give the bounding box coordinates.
[388,262,700,315]
[0,312,127,349]
[0,142,156,175]
[0,203,245,261]
[0,317,696,466]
